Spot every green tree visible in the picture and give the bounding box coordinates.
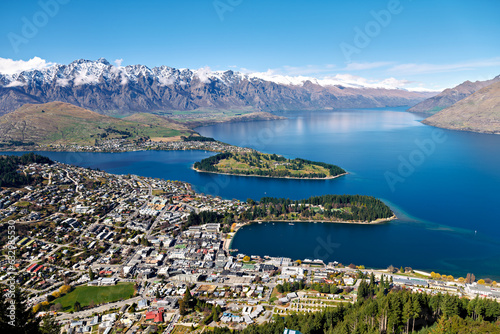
[403,298,412,334]
[179,300,187,316]
[39,315,62,334]
[357,280,370,300]
[369,272,376,288]
[0,287,41,334]
[74,301,81,312]
[183,286,192,309]
[412,295,422,332]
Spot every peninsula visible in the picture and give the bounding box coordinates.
[242,194,395,224]
[193,151,346,179]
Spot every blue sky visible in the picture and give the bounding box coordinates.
[1,0,499,90]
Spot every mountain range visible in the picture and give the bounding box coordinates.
[407,75,500,114]
[0,58,435,116]
[422,81,500,134]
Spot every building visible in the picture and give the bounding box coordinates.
[145,309,164,323]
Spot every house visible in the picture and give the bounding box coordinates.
[279,297,289,304]
[70,321,83,328]
[137,299,149,310]
[393,277,429,288]
[102,313,117,322]
[282,267,305,278]
[101,277,117,285]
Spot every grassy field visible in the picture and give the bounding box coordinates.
[51,283,135,311]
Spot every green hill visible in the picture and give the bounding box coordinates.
[0,102,193,146]
[194,152,346,179]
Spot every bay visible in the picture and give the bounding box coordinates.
[4,107,500,278]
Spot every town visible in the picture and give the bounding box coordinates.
[1,156,500,334]
[0,136,255,155]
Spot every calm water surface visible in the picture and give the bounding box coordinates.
[6,108,500,278]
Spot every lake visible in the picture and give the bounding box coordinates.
[6,107,500,278]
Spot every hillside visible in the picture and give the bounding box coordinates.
[408,75,500,114]
[0,102,193,146]
[422,81,500,134]
[0,58,435,116]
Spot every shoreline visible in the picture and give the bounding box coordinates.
[192,166,348,180]
[0,147,227,154]
[224,215,397,252]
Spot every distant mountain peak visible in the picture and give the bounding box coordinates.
[0,58,435,116]
[408,74,500,114]
[96,57,111,65]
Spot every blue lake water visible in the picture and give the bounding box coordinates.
[5,107,500,278]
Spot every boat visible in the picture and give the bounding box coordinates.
[289,222,295,225]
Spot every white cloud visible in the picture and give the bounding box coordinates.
[0,57,54,75]
[120,75,129,85]
[158,76,175,86]
[238,67,253,74]
[389,58,500,75]
[280,64,336,76]
[5,81,25,87]
[247,70,438,91]
[114,58,123,67]
[343,61,393,71]
[318,74,409,89]
[195,66,212,83]
[74,73,98,86]
[56,78,71,87]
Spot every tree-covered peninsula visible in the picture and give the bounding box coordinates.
[193,152,346,179]
[243,194,394,223]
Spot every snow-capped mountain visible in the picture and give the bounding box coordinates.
[0,58,435,115]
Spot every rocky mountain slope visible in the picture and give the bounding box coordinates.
[0,58,435,116]
[422,81,500,134]
[0,101,192,145]
[408,75,500,114]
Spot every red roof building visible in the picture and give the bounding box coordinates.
[27,263,38,272]
[145,310,164,323]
